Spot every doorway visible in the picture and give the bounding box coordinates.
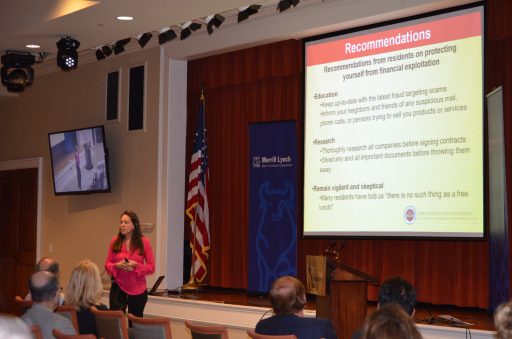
[0,158,41,314]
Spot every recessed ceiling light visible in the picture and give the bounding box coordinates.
[116,16,133,21]
[26,44,40,49]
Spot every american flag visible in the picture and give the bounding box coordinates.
[185,93,210,282]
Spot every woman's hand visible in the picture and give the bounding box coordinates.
[115,259,136,271]
[125,259,137,271]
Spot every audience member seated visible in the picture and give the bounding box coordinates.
[255,275,337,339]
[21,271,76,339]
[0,315,32,339]
[26,257,65,305]
[361,303,422,339]
[65,259,108,337]
[494,300,512,339]
[351,276,416,339]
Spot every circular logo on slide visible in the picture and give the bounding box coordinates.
[403,206,416,225]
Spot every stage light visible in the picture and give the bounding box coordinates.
[158,27,177,44]
[206,14,225,35]
[1,52,35,92]
[238,4,261,23]
[102,45,112,57]
[56,36,80,71]
[137,33,152,48]
[180,21,202,40]
[277,0,299,12]
[95,48,106,61]
[113,38,131,55]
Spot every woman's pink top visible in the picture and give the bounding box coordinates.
[105,236,155,295]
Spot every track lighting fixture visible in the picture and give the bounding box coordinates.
[277,0,299,12]
[137,33,152,48]
[206,14,225,35]
[56,36,80,71]
[180,21,202,40]
[238,4,261,23]
[158,27,177,45]
[1,52,35,92]
[113,38,131,55]
[102,45,112,57]
[95,48,106,61]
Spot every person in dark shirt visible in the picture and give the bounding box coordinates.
[351,276,416,339]
[361,303,422,339]
[65,260,108,337]
[255,275,337,339]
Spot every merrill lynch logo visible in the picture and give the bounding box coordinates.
[252,155,293,168]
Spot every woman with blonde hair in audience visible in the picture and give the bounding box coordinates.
[65,259,108,337]
[362,303,423,339]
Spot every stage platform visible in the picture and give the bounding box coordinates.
[103,286,496,339]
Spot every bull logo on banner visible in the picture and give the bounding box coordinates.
[255,180,297,291]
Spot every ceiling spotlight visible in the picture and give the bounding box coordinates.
[158,27,177,44]
[238,4,261,23]
[1,52,35,92]
[180,21,202,40]
[95,48,106,61]
[56,36,80,71]
[277,0,299,12]
[101,45,112,57]
[116,16,133,21]
[206,14,225,35]
[113,38,131,55]
[137,33,152,48]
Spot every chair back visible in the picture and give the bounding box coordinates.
[247,329,297,339]
[185,320,228,339]
[55,305,80,333]
[91,306,129,339]
[14,295,33,315]
[127,313,172,339]
[31,325,43,339]
[53,328,97,339]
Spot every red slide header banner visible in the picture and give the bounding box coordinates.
[306,11,481,67]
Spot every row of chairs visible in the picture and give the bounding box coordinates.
[16,296,297,339]
[89,307,296,339]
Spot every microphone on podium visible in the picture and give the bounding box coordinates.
[323,240,344,262]
[323,240,336,255]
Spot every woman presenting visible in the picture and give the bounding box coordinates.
[105,210,155,317]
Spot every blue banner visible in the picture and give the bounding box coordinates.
[248,121,297,293]
[487,87,510,311]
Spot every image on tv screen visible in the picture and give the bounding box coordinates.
[48,126,110,195]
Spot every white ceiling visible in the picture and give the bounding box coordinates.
[0,0,256,59]
[0,0,475,74]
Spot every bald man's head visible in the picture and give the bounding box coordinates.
[28,271,59,303]
[36,257,59,275]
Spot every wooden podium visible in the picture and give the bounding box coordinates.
[308,254,378,339]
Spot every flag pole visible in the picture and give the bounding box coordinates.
[182,88,206,292]
[182,209,200,291]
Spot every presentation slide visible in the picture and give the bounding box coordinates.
[303,5,484,238]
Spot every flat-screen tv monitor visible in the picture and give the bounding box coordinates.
[48,125,111,195]
[303,3,485,238]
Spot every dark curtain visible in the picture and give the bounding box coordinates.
[185,1,512,308]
